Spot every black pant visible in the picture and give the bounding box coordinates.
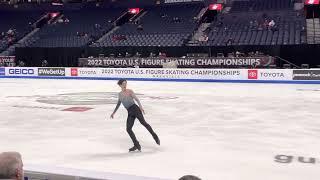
[126,104,157,146]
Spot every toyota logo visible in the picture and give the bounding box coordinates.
[248,70,258,79]
[249,71,257,77]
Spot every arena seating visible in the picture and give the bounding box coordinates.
[231,0,293,12]
[94,3,203,47]
[0,0,310,50]
[0,0,318,68]
[28,7,125,48]
[0,10,43,52]
[200,10,306,46]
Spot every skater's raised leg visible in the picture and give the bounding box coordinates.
[136,109,160,145]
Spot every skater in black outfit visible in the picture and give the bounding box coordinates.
[110,79,160,152]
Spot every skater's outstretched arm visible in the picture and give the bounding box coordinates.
[111,99,121,119]
[130,90,145,114]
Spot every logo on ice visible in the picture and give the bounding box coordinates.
[248,70,258,79]
[38,68,65,76]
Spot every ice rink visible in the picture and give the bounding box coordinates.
[0,78,320,180]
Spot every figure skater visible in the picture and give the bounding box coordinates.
[110,79,160,152]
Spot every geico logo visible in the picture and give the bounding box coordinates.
[9,69,34,75]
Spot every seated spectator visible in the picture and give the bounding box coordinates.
[203,35,208,42]
[172,17,181,23]
[296,11,301,17]
[137,24,143,31]
[159,52,167,57]
[57,18,64,23]
[0,152,23,180]
[7,29,14,36]
[112,36,118,41]
[236,51,242,57]
[252,61,258,68]
[249,20,254,29]
[8,37,15,46]
[18,61,25,67]
[161,13,168,18]
[112,35,127,41]
[255,51,263,56]
[64,18,70,23]
[41,59,48,67]
[179,175,201,180]
[149,52,156,57]
[263,19,269,29]
[0,32,5,40]
[268,20,275,28]
[198,34,208,42]
[228,52,235,57]
[226,38,234,46]
[248,51,255,57]
[125,52,131,57]
[176,17,181,23]
[95,23,101,29]
[135,52,141,57]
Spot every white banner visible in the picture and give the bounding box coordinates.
[5,67,38,76]
[68,68,246,80]
[1,67,297,82]
[246,69,293,80]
